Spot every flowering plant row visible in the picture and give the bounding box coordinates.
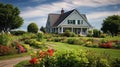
[29,49,111,67]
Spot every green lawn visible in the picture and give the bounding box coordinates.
[48,42,120,59]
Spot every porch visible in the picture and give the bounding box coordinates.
[52,27,88,35]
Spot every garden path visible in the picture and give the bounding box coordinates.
[0,56,30,67]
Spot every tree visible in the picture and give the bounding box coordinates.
[93,29,101,37]
[101,15,120,36]
[0,3,23,32]
[27,23,38,33]
[40,26,46,33]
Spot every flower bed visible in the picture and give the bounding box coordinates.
[28,49,111,67]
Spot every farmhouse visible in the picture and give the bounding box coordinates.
[46,9,92,35]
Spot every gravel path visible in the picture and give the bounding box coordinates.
[0,56,31,67]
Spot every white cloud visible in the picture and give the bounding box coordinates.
[21,0,120,19]
[87,10,120,20]
[64,0,120,7]
[20,0,120,30]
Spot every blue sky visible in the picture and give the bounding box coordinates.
[1,0,120,30]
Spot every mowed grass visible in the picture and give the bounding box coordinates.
[48,42,120,59]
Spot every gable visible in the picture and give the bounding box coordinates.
[58,10,92,28]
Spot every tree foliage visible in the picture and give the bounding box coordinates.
[27,23,38,33]
[40,26,46,33]
[101,15,120,36]
[0,3,24,32]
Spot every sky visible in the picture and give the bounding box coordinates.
[0,0,120,31]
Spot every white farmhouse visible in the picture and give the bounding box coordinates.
[46,9,93,35]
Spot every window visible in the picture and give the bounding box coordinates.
[77,20,80,24]
[73,20,75,24]
[81,20,83,24]
[68,20,70,24]
[68,20,76,24]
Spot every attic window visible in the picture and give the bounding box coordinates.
[68,20,75,24]
[81,20,83,24]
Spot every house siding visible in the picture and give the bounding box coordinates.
[58,10,89,27]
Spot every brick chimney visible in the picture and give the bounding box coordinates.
[61,8,64,14]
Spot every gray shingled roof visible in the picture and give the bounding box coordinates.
[48,14,60,26]
[53,9,74,27]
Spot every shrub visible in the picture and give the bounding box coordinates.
[20,33,36,41]
[15,42,26,53]
[29,49,55,67]
[24,39,46,49]
[0,33,12,46]
[112,58,120,67]
[55,50,89,67]
[10,30,26,35]
[87,33,93,37]
[99,41,112,48]
[114,41,120,49]
[53,38,62,42]
[62,30,76,37]
[62,30,71,37]
[0,45,17,56]
[27,23,38,33]
[67,39,75,44]
[28,49,111,67]
[100,33,107,38]
[22,44,31,51]
[85,41,93,47]
[36,33,43,41]
[93,29,101,37]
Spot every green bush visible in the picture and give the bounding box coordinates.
[20,33,36,41]
[100,33,107,38]
[10,30,26,35]
[55,50,89,67]
[0,33,12,46]
[93,29,101,37]
[27,23,38,33]
[112,58,120,67]
[36,33,43,41]
[67,39,75,44]
[87,33,93,37]
[24,39,46,49]
[62,30,76,37]
[53,38,62,42]
[114,41,120,49]
[67,38,83,45]
[0,45,17,56]
[15,50,111,67]
[21,44,31,51]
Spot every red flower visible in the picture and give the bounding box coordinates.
[29,58,38,64]
[47,49,54,56]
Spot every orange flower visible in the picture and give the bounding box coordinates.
[47,49,54,56]
[39,50,46,58]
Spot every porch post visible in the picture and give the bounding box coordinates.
[71,27,73,32]
[61,27,63,33]
[58,27,60,33]
[80,28,82,34]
